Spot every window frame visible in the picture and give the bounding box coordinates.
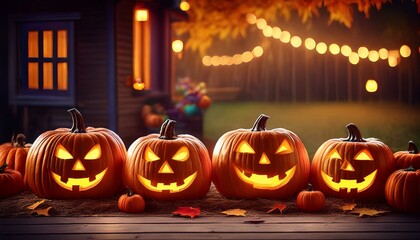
[8,13,79,106]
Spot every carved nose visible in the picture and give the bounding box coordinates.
[159,161,174,174]
[259,153,271,164]
[341,160,355,172]
[72,159,86,171]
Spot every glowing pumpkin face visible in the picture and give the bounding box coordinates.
[123,119,211,201]
[25,108,126,199]
[212,114,310,199]
[310,123,396,199]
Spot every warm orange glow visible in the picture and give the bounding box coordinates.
[233,54,243,65]
[172,146,190,161]
[51,168,108,191]
[341,45,352,57]
[43,31,53,58]
[133,82,145,91]
[272,27,281,39]
[236,140,255,154]
[57,63,68,90]
[28,31,39,58]
[276,139,293,154]
[138,172,197,193]
[234,165,296,190]
[349,52,359,65]
[354,149,374,160]
[290,36,302,48]
[241,51,253,62]
[72,160,86,171]
[388,50,399,67]
[158,161,174,174]
[172,40,183,53]
[400,45,411,58]
[358,46,369,59]
[55,144,73,159]
[252,46,263,57]
[179,1,190,11]
[43,62,53,89]
[304,38,316,50]
[316,42,327,54]
[202,56,211,66]
[246,13,257,24]
[280,31,291,43]
[263,26,273,37]
[329,43,340,55]
[378,48,388,59]
[365,79,378,93]
[368,50,379,62]
[84,144,102,160]
[135,9,149,21]
[57,30,68,58]
[256,18,267,29]
[321,170,377,193]
[28,62,39,89]
[259,153,271,164]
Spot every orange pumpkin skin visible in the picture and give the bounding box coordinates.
[0,164,24,198]
[296,184,325,212]
[385,166,420,213]
[123,119,211,201]
[0,134,30,179]
[25,108,126,199]
[118,189,145,213]
[394,141,420,169]
[212,114,310,199]
[310,124,396,199]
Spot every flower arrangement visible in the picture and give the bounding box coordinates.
[174,77,212,117]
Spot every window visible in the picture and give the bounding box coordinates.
[9,14,78,106]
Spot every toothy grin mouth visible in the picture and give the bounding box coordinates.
[51,168,108,191]
[138,172,197,193]
[234,165,297,190]
[320,170,377,193]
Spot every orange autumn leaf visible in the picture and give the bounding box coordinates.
[32,207,52,216]
[221,208,247,216]
[349,208,389,217]
[267,202,287,214]
[172,206,201,218]
[341,203,357,211]
[26,199,46,210]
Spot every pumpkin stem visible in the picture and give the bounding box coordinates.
[251,114,269,132]
[408,141,419,154]
[159,119,177,140]
[13,134,26,148]
[68,108,87,133]
[344,123,365,142]
[126,187,134,197]
[0,163,8,173]
[306,183,313,191]
[405,166,416,172]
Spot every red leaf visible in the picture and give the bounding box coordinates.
[172,206,201,218]
[267,202,287,214]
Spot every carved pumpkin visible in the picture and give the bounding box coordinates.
[310,123,396,199]
[0,163,24,198]
[118,188,146,213]
[212,114,310,199]
[0,134,30,179]
[296,184,325,212]
[394,141,420,169]
[123,119,211,201]
[25,108,126,199]
[385,166,420,212]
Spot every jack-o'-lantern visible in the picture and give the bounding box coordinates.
[25,108,126,199]
[394,141,420,169]
[212,114,310,199]
[123,119,211,201]
[0,134,30,179]
[310,123,396,199]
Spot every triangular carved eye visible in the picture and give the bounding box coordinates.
[329,150,342,159]
[236,141,255,154]
[275,139,293,154]
[55,144,73,160]
[354,149,373,161]
[172,146,189,161]
[145,146,160,162]
[84,144,101,160]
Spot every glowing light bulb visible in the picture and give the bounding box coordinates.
[280,31,291,43]
[349,52,359,65]
[256,18,267,29]
[329,43,340,55]
[365,79,378,93]
[316,42,327,54]
[341,45,351,57]
[304,38,316,50]
[400,45,411,58]
[379,48,388,59]
[180,1,190,11]
[358,46,369,59]
[290,36,302,48]
[246,14,257,24]
[368,50,379,62]
[252,46,263,57]
[172,40,183,53]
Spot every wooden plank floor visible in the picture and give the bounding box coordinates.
[1,214,419,240]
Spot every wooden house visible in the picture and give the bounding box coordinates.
[0,0,193,145]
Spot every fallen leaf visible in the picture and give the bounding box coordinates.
[221,208,247,216]
[26,199,46,210]
[341,203,357,211]
[267,202,287,214]
[32,207,52,216]
[349,208,389,217]
[171,206,201,218]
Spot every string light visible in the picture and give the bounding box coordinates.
[202,45,264,66]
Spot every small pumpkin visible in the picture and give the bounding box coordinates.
[197,95,211,110]
[394,141,420,169]
[0,163,24,198]
[385,166,420,212]
[212,114,310,199]
[25,108,126,199]
[118,187,146,213]
[296,183,325,212]
[0,134,30,179]
[123,119,211,201]
[310,123,396,199]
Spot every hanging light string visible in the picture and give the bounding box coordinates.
[246,13,412,67]
[202,46,264,66]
